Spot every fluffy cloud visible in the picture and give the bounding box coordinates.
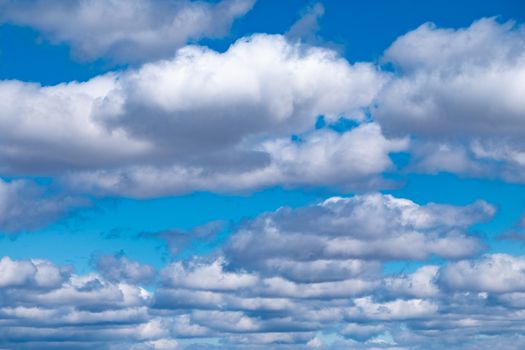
[0,256,70,288]
[378,18,525,138]
[0,75,148,175]
[160,259,258,292]
[0,34,400,197]
[438,254,525,293]
[384,265,440,298]
[96,254,156,284]
[0,0,254,62]
[375,18,525,181]
[93,34,387,164]
[225,193,492,270]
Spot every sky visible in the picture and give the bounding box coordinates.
[0,0,525,349]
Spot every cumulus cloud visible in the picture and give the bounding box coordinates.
[0,75,149,174]
[160,259,258,292]
[0,256,70,288]
[379,17,525,139]
[0,0,254,63]
[384,265,440,298]
[438,254,525,293]
[0,34,400,197]
[375,18,525,181]
[96,34,385,155]
[225,193,492,270]
[96,254,156,284]
[346,297,439,321]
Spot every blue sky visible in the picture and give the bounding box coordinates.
[0,1,525,349]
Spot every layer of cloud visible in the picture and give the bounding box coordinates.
[5,255,525,348]
[1,193,525,349]
[0,0,255,63]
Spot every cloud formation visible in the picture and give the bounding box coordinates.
[0,34,402,197]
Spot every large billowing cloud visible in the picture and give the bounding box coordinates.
[0,34,403,197]
[379,18,525,138]
[376,18,525,182]
[0,0,255,63]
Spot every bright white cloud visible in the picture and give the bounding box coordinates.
[376,18,525,181]
[0,256,68,288]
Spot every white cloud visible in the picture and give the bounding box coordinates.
[98,34,384,151]
[0,0,254,63]
[0,34,397,198]
[0,256,160,349]
[347,297,439,320]
[0,75,149,175]
[161,259,258,291]
[439,254,525,293]
[0,256,68,288]
[384,265,440,298]
[375,18,525,181]
[225,193,492,269]
[96,255,156,284]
